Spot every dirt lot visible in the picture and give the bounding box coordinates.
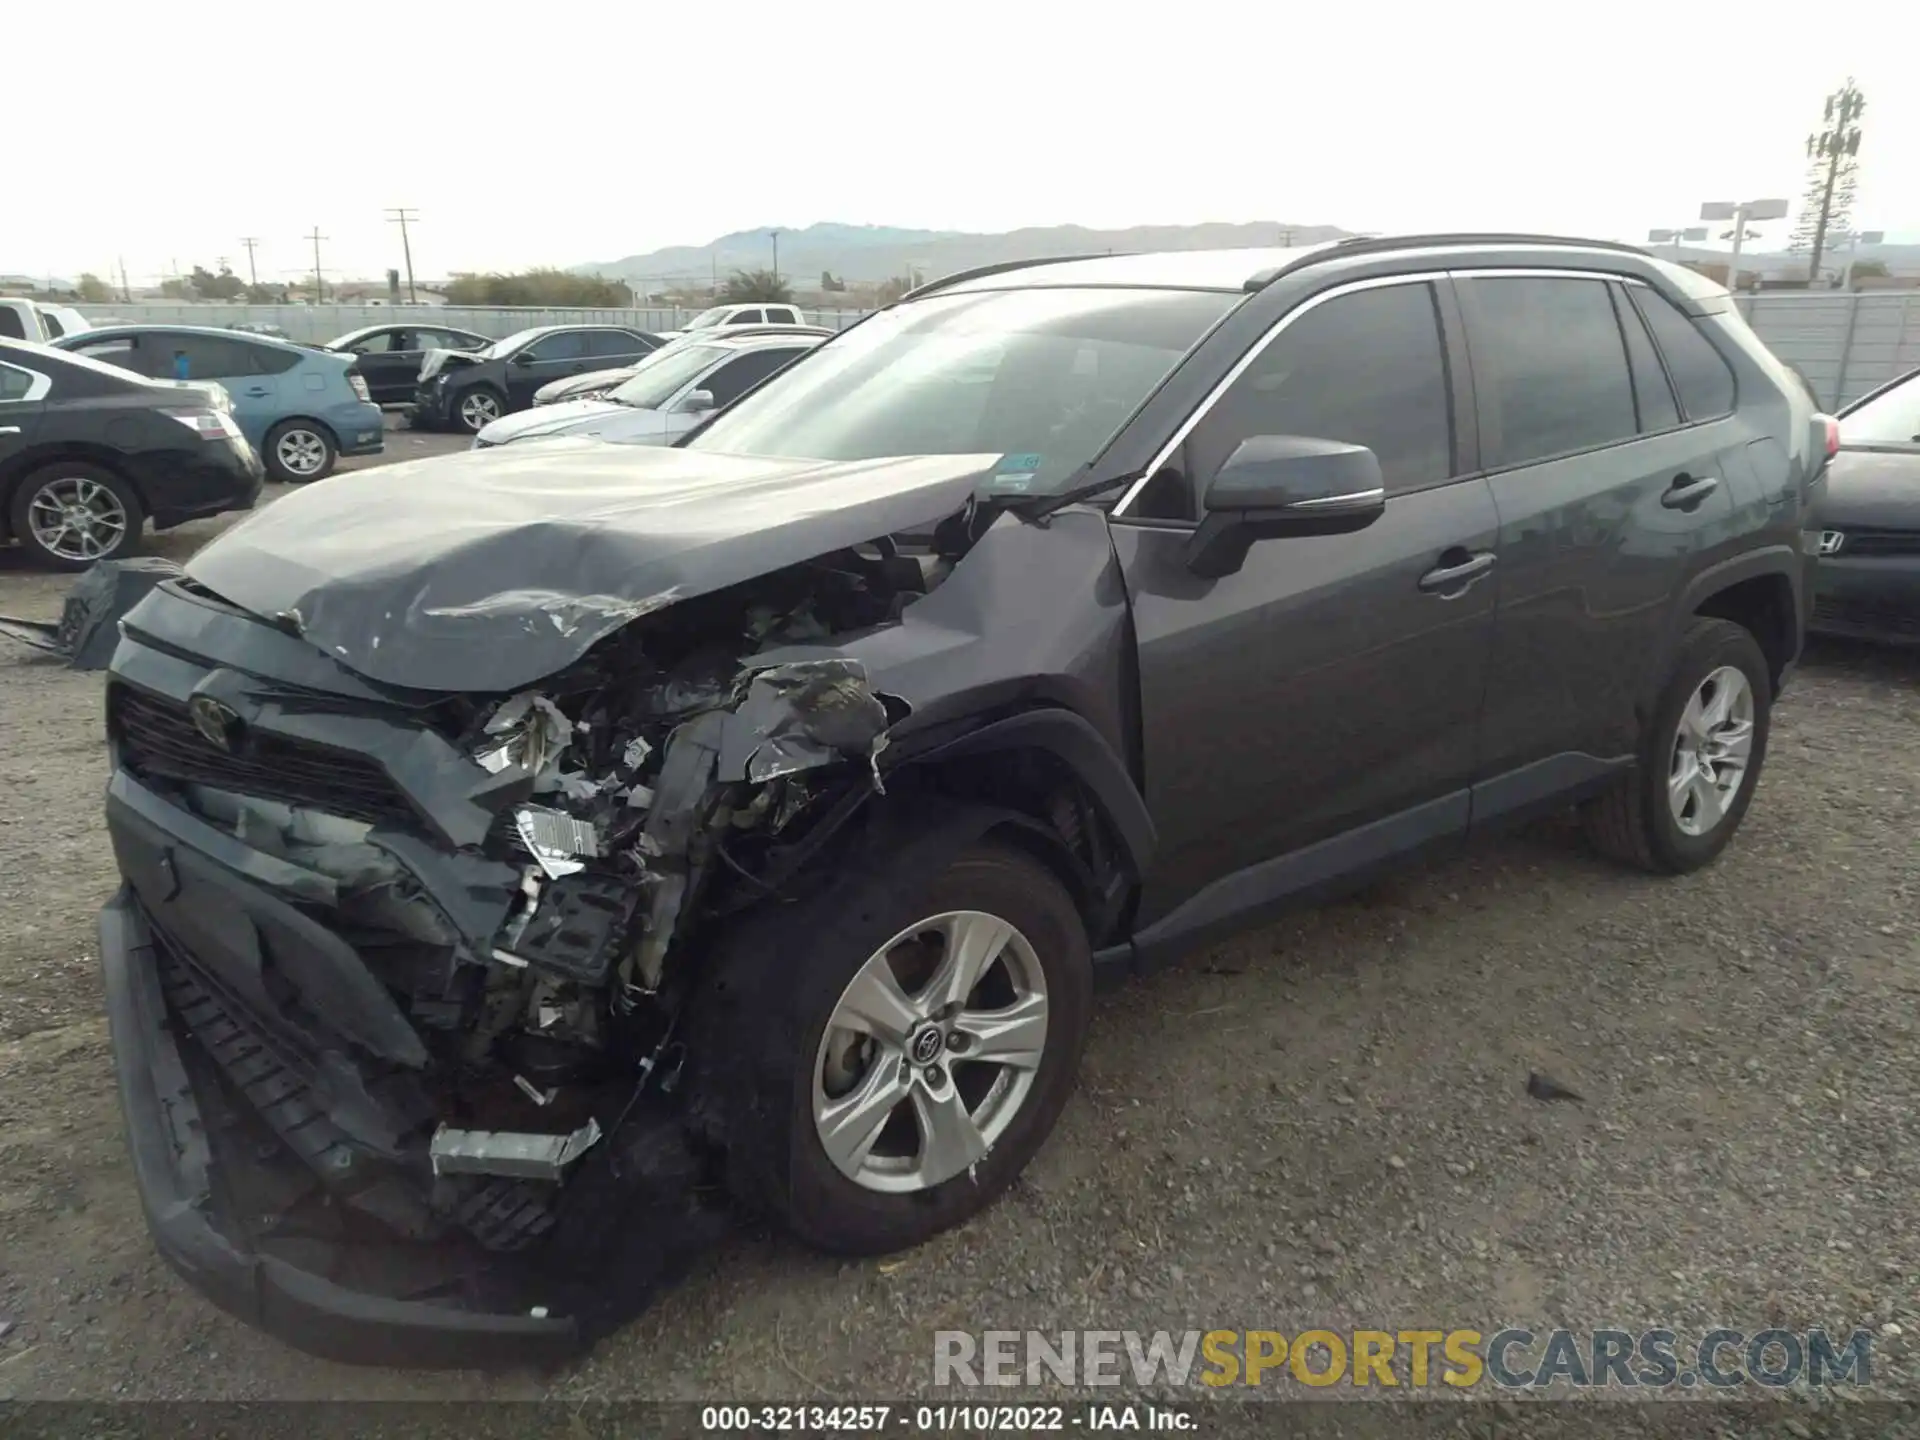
[0,430,1915,1408]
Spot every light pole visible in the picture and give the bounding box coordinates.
[1647,226,1709,259]
[769,230,780,283]
[1698,199,1788,292]
[1830,228,1886,290]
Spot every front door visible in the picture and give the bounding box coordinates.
[508,332,592,408]
[351,328,413,405]
[1112,277,1499,922]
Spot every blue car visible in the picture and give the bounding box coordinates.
[55,325,383,482]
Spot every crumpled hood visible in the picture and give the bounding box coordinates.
[183,441,997,693]
[478,399,668,447]
[1818,449,1920,529]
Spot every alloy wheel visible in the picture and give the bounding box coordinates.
[275,427,328,477]
[460,393,501,430]
[1668,665,1755,837]
[812,910,1049,1194]
[26,476,128,563]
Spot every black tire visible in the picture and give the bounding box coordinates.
[8,462,145,572]
[453,385,506,435]
[689,838,1092,1256]
[1584,617,1772,874]
[263,418,337,483]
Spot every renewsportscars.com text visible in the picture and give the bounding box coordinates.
[934,1328,1875,1390]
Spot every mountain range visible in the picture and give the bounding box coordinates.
[582,221,1920,291]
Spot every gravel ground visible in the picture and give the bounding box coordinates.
[0,437,1914,1413]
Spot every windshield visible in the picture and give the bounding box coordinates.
[1842,370,1920,448]
[608,343,726,409]
[482,327,549,359]
[685,287,1236,494]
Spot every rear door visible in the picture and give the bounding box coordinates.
[177,333,280,443]
[587,329,651,367]
[1458,271,1736,802]
[1112,277,1499,917]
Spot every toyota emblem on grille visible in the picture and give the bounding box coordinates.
[188,696,243,752]
[1817,530,1846,556]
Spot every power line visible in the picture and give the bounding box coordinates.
[239,237,262,286]
[385,208,419,304]
[305,226,328,301]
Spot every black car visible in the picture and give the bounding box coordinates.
[0,338,262,570]
[324,323,491,406]
[1811,365,1920,644]
[531,325,836,407]
[94,234,1822,1366]
[411,324,661,432]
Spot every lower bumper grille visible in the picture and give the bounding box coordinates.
[1813,594,1920,637]
[110,684,417,826]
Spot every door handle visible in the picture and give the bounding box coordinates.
[1418,550,1496,595]
[243,386,271,397]
[1660,473,1719,510]
[0,426,19,435]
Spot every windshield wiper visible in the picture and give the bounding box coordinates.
[1013,469,1143,520]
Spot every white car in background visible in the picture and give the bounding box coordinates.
[0,298,91,342]
[654,301,809,338]
[474,331,823,449]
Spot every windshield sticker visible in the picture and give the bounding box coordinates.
[990,453,1043,492]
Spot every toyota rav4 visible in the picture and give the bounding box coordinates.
[96,234,1829,1366]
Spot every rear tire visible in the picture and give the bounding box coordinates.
[9,463,144,571]
[263,419,337,483]
[1585,617,1771,874]
[689,838,1092,1256]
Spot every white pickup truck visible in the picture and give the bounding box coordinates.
[0,297,92,341]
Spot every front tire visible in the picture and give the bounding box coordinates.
[455,386,505,434]
[264,419,337,483]
[1585,616,1772,873]
[10,463,144,571]
[692,839,1092,1256]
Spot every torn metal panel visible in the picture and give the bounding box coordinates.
[183,445,995,692]
[0,557,185,670]
[429,1120,604,1181]
[513,805,601,880]
[717,659,894,785]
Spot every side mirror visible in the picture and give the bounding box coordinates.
[679,388,716,414]
[1185,436,1386,580]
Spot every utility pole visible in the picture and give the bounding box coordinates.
[1280,227,1295,247]
[239,237,261,286]
[770,230,780,283]
[305,226,328,302]
[117,257,131,303]
[1799,79,1866,284]
[385,207,420,303]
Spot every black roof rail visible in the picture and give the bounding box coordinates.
[1242,232,1653,292]
[896,253,1127,304]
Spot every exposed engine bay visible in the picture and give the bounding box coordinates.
[131,533,956,1271]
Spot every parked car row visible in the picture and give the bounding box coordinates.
[532,324,837,406]
[0,297,92,342]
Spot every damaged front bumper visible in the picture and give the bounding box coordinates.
[100,889,583,1368]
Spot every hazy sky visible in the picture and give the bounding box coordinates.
[12,1,1916,286]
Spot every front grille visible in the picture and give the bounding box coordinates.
[1839,529,1920,558]
[110,684,417,826]
[1813,595,1920,637]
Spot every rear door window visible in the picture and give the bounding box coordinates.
[0,308,27,340]
[701,349,799,406]
[1628,288,1737,421]
[724,308,763,325]
[1456,276,1638,468]
[586,330,643,359]
[246,341,304,374]
[169,334,261,379]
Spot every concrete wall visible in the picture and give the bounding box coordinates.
[71,291,1920,412]
[70,302,875,343]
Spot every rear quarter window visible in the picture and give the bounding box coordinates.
[1629,288,1737,421]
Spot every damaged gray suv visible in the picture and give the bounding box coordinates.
[98,235,1828,1366]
